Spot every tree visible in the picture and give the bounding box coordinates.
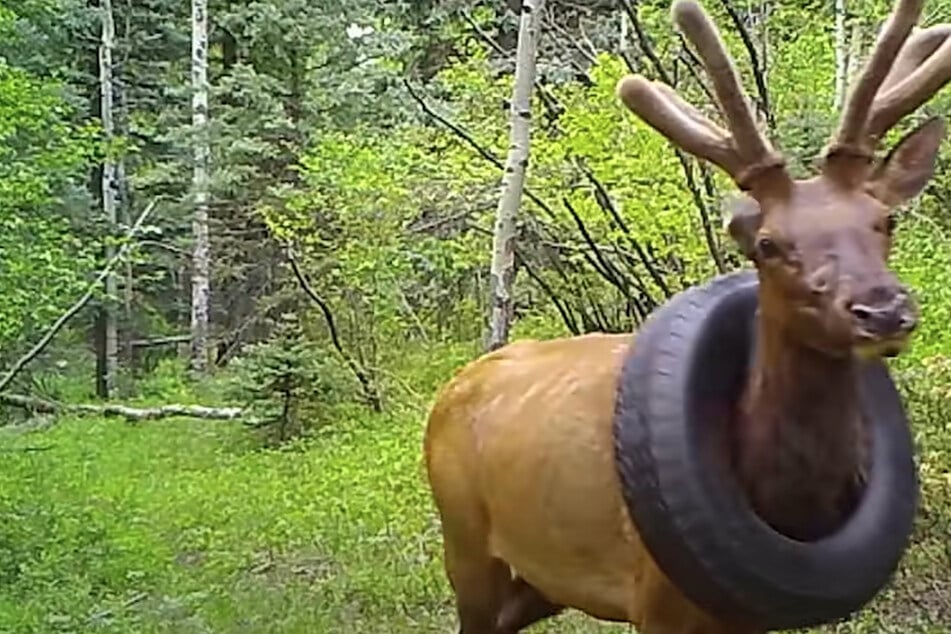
[96,0,118,397]
[834,0,847,109]
[486,0,545,351]
[190,0,211,373]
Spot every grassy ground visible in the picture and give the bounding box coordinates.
[0,354,948,633]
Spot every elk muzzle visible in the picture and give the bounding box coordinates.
[848,285,918,356]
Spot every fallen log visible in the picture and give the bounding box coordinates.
[0,393,243,421]
[129,334,191,348]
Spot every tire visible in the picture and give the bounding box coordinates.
[612,269,919,630]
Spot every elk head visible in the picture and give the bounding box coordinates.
[617,0,951,359]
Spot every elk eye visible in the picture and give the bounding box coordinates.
[756,236,782,260]
[884,214,897,235]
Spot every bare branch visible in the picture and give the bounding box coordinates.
[513,250,581,335]
[561,198,632,295]
[544,8,598,65]
[614,0,728,276]
[673,151,727,273]
[403,78,561,222]
[286,248,381,412]
[403,79,504,171]
[619,0,673,84]
[716,0,774,129]
[676,36,718,104]
[573,159,671,299]
[0,200,159,394]
[138,239,189,256]
[460,10,563,122]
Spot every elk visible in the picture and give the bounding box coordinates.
[423,0,951,631]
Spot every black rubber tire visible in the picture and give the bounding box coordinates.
[612,269,919,630]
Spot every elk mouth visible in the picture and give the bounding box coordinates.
[852,327,914,359]
[852,337,908,359]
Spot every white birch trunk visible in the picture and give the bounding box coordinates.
[834,0,848,109]
[846,18,864,86]
[190,0,211,373]
[620,9,629,53]
[99,0,118,396]
[759,0,769,85]
[486,0,544,351]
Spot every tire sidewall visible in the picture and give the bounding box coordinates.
[613,270,919,629]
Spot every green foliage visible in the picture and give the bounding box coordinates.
[0,60,98,362]
[225,312,353,445]
[890,211,951,362]
[0,0,93,88]
[264,120,492,377]
[134,358,208,405]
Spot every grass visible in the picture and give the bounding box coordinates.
[0,350,948,633]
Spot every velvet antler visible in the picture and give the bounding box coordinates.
[616,0,786,191]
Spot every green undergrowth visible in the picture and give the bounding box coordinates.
[0,346,948,633]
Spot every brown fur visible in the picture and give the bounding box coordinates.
[425,335,758,633]
[423,0,951,631]
[734,318,868,541]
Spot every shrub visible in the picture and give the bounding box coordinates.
[225,312,352,446]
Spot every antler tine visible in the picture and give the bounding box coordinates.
[670,0,781,173]
[831,0,924,156]
[879,24,951,94]
[868,25,951,142]
[616,75,745,177]
[652,80,732,139]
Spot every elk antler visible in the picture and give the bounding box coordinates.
[829,0,924,157]
[868,24,951,142]
[879,24,951,96]
[616,0,786,192]
[826,0,951,164]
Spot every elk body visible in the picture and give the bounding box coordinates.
[423,1,951,632]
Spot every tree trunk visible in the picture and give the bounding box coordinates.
[190,0,211,374]
[97,0,118,397]
[759,0,770,86]
[833,0,848,110]
[619,9,629,53]
[846,18,864,87]
[486,0,545,351]
[115,48,133,368]
[119,155,134,367]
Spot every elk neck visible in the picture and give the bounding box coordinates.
[733,309,868,542]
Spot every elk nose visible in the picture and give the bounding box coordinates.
[849,291,918,338]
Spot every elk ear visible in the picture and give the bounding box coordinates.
[724,193,762,259]
[868,116,946,207]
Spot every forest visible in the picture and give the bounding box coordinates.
[0,0,948,631]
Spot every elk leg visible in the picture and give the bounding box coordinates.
[428,430,511,632]
[495,575,563,632]
[444,541,511,634]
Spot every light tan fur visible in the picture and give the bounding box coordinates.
[425,334,757,633]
